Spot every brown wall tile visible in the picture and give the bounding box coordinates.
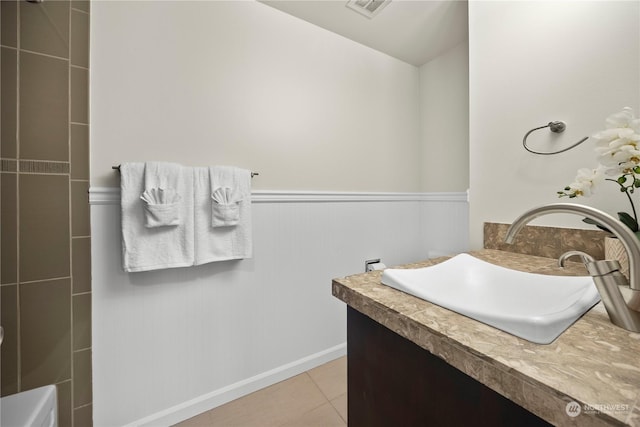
[70,124,89,179]
[70,67,88,124]
[71,1,90,14]
[71,180,90,236]
[1,1,18,48]
[19,174,70,282]
[1,47,17,158]
[70,9,89,68]
[19,160,69,174]
[72,293,91,351]
[1,159,17,172]
[1,173,17,284]
[1,284,19,396]
[5,0,91,422]
[20,52,69,161]
[20,278,71,390]
[20,0,69,58]
[74,404,92,427]
[56,380,72,427]
[73,349,92,407]
[72,237,91,294]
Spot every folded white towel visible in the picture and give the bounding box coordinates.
[120,162,195,272]
[142,162,184,228]
[193,166,252,265]
[141,187,181,205]
[211,186,242,227]
[140,187,181,228]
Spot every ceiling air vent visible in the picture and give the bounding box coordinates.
[346,0,392,19]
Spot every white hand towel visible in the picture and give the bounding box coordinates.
[142,162,183,228]
[193,166,252,265]
[211,186,242,227]
[120,162,195,272]
[140,187,181,228]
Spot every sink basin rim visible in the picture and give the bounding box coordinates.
[381,253,601,344]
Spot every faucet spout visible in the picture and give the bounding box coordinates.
[505,203,640,291]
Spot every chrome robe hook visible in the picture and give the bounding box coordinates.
[523,121,589,155]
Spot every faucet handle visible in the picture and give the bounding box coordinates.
[559,253,630,288]
[558,250,595,267]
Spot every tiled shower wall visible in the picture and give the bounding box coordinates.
[1,1,92,426]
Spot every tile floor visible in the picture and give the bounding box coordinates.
[175,356,347,427]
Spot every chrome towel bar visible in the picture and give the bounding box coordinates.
[112,165,258,178]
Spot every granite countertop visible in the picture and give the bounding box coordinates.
[332,249,640,426]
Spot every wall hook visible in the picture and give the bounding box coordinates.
[522,121,589,155]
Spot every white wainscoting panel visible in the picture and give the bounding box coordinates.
[90,189,468,426]
[422,191,470,258]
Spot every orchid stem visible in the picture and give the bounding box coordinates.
[626,188,638,224]
[606,176,639,225]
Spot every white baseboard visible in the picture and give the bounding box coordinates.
[124,343,347,427]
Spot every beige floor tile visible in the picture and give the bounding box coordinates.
[280,402,346,427]
[307,357,347,400]
[173,358,349,427]
[174,410,213,427]
[207,373,328,426]
[329,393,347,423]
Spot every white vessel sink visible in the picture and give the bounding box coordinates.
[381,254,601,344]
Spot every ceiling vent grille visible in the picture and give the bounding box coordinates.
[346,0,392,19]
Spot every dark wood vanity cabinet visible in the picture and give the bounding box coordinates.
[346,307,551,426]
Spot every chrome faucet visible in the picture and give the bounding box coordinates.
[558,250,595,266]
[505,203,640,332]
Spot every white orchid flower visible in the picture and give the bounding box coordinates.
[604,106,640,133]
[598,142,640,161]
[562,167,604,197]
[559,108,640,233]
[595,134,640,175]
[593,108,640,175]
[593,127,638,146]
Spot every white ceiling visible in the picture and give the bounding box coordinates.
[260,0,469,66]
